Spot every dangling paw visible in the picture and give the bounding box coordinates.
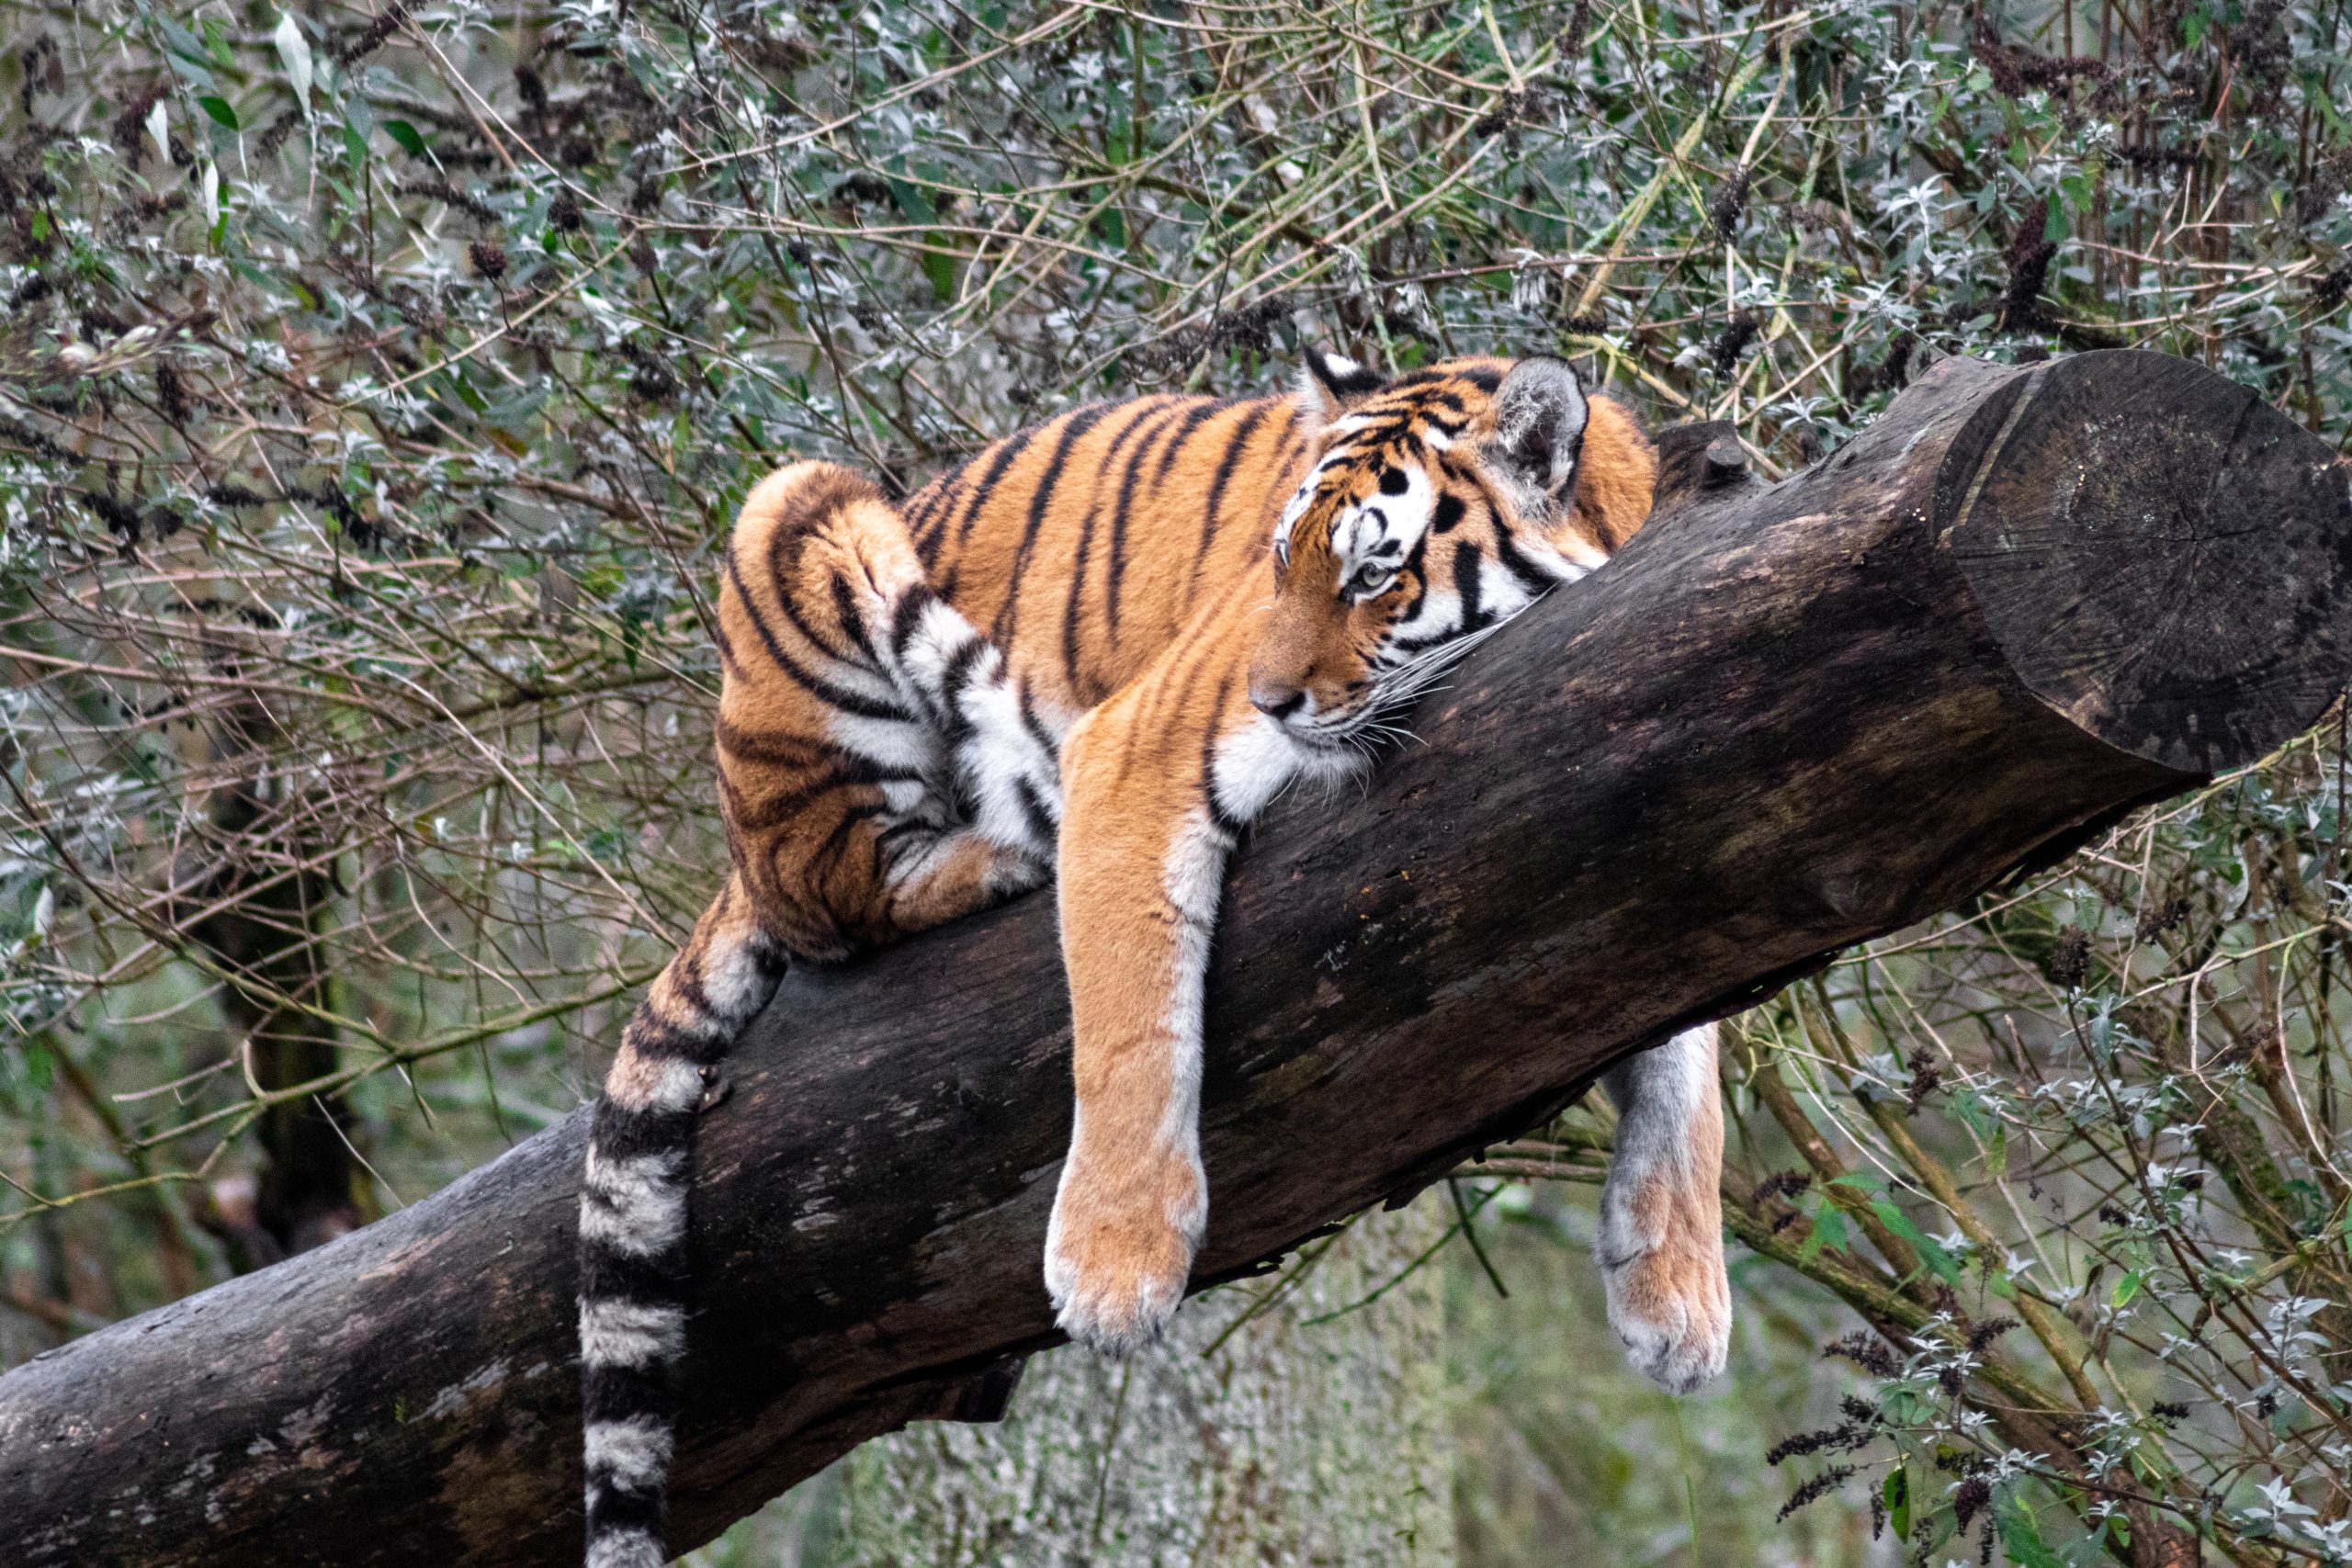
[1043,1147,1204,1356]
[1597,1162,1732,1393]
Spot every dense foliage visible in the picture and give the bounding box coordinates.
[0,0,2346,1560]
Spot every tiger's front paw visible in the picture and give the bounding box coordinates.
[1598,1162,1731,1393]
[1043,1146,1204,1357]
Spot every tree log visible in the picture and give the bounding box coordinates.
[4,350,2346,1566]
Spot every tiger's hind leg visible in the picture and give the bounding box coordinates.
[720,461,1064,949]
[1597,1022,1732,1392]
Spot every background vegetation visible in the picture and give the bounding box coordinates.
[0,0,2346,1560]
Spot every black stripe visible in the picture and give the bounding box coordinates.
[888,582,936,657]
[714,721,830,767]
[723,551,917,722]
[587,1101,696,1165]
[582,1359,675,1426]
[1150,397,1235,491]
[875,819,933,883]
[829,571,875,661]
[668,959,719,1021]
[1192,402,1273,587]
[725,760,919,836]
[937,637,988,744]
[812,798,889,878]
[578,1242,687,1314]
[1490,524,1556,596]
[1061,502,1095,699]
[584,1473,668,1540]
[1061,404,1165,697]
[619,1007,706,1062]
[1012,776,1057,850]
[1430,492,1465,533]
[950,421,1046,550]
[1016,682,1060,767]
[1453,538,1486,631]
[905,469,960,540]
[994,402,1116,644]
[1105,400,1202,643]
[763,513,862,663]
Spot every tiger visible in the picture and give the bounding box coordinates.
[574,350,1733,1568]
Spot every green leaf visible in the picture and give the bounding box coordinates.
[1996,1495,2067,1568]
[2112,1269,2142,1308]
[1883,1468,1911,1540]
[1799,1201,1849,1262]
[154,16,211,68]
[343,119,370,167]
[884,170,936,223]
[2043,192,2066,243]
[920,234,956,303]
[198,96,240,130]
[383,119,428,157]
[1869,1199,1924,1245]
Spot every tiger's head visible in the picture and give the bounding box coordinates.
[1247,350,1657,746]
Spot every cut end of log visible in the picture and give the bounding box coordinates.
[1934,349,2352,775]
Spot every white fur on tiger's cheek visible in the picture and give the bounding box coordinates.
[1385,585,1464,645]
[1272,479,1313,567]
[1331,464,1432,584]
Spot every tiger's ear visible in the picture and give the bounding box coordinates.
[1295,346,1386,434]
[1484,355,1589,508]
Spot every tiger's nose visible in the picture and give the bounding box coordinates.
[1249,678,1307,719]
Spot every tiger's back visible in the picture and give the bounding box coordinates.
[902,391,1309,713]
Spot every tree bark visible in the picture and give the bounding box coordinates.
[3,350,2346,1567]
[830,1197,1454,1568]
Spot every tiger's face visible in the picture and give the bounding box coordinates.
[1248,352,1627,747]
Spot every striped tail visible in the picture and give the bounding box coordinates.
[578,873,785,1568]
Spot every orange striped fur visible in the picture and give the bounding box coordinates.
[576,354,1730,1568]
